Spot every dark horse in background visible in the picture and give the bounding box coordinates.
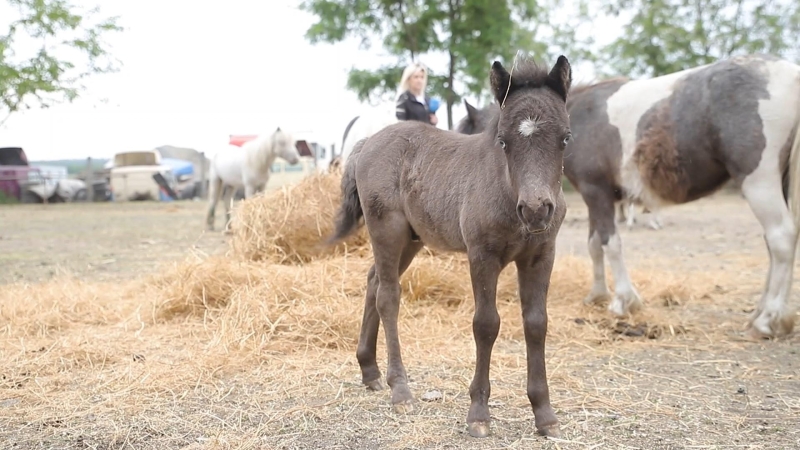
[456,53,800,340]
[327,55,574,438]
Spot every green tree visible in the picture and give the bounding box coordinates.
[591,0,800,78]
[0,0,123,126]
[300,0,550,130]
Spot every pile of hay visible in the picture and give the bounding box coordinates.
[230,172,371,264]
[182,172,719,347]
[0,173,720,356]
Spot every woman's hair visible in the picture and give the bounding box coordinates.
[398,62,428,97]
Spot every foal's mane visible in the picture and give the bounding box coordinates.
[502,56,560,103]
[484,56,558,138]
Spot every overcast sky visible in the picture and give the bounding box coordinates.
[0,0,608,161]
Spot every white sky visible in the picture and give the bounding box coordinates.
[0,0,611,161]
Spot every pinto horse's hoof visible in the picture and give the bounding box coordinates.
[467,421,490,438]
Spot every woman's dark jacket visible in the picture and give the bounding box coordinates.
[395,90,432,124]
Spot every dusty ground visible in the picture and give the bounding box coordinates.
[1,191,799,449]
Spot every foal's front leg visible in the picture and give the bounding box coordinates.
[465,248,503,438]
[516,248,560,438]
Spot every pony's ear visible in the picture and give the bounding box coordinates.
[546,55,572,102]
[464,100,479,122]
[490,61,511,104]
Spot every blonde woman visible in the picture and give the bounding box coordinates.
[395,62,438,126]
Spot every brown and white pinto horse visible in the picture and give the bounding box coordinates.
[456,54,800,339]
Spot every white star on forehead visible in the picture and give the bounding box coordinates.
[518,116,542,136]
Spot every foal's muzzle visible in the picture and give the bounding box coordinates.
[517,199,555,233]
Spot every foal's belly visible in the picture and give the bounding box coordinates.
[402,196,467,252]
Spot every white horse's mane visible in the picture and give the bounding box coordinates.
[245,128,290,155]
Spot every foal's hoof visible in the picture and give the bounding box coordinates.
[537,423,562,438]
[364,379,385,391]
[467,421,490,438]
[392,400,414,414]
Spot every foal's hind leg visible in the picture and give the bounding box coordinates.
[740,171,797,338]
[357,242,423,391]
[367,212,418,412]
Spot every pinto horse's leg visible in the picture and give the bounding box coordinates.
[582,186,642,315]
[515,246,561,438]
[356,242,423,391]
[647,208,663,230]
[367,211,417,413]
[583,188,613,305]
[740,171,797,338]
[616,201,627,224]
[625,201,636,229]
[465,247,503,438]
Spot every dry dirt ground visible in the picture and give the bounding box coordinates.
[1,191,799,449]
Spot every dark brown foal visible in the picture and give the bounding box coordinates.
[327,54,574,438]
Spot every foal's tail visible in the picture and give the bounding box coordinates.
[325,138,367,246]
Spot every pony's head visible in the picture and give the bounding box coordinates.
[272,127,300,165]
[455,100,497,135]
[487,54,572,234]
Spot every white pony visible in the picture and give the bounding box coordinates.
[336,107,397,170]
[205,127,300,232]
[334,62,434,170]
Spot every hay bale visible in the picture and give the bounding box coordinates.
[230,172,371,264]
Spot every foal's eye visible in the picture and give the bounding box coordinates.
[562,133,572,147]
[497,138,506,149]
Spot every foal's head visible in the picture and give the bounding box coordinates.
[488,55,572,234]
[272,127,300,165]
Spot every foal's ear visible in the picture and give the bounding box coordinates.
[490,61,511,104]
[546,55,572,102]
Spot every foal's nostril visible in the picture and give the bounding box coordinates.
[543,200,554,220]
[518,199,554,230]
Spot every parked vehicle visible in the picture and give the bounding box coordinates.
[0,147,88,203]
[109,150,179,201]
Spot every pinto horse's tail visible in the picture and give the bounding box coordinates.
[325,138,367,246]
[787,110,800,253]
